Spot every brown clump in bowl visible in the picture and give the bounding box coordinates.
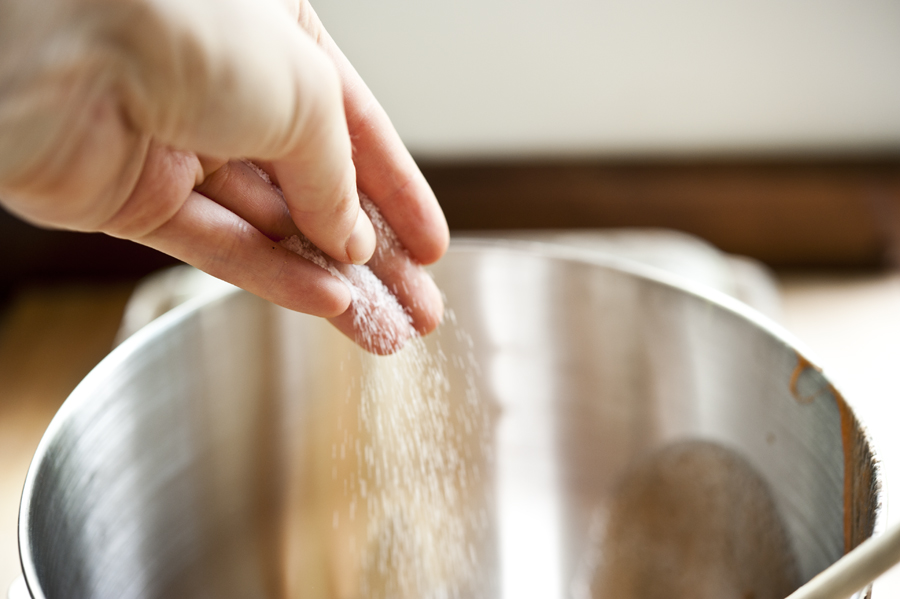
[587,440,799,599]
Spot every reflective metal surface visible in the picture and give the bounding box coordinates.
[17,240,879,599]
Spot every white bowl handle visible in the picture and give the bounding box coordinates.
[7,576,30,599]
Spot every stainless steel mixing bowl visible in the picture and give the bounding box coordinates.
[13,240,879,599]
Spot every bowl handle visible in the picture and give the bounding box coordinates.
[7,576,30,599]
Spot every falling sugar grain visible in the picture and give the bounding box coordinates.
[281,194,491,599]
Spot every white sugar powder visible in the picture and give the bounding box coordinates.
[355,328,487,599]
[279,194,414,355]
[280,193,489,599]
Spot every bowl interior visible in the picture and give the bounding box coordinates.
[19,242,878,599]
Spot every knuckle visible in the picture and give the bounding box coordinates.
[102,146,198,240]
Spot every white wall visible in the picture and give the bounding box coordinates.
[314,0,900,159]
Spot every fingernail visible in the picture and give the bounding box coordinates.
[346,209,376,264]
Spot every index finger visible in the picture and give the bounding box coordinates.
[297,4,450,266]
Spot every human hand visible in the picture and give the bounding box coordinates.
[0,0,448,352]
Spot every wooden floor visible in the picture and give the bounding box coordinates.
[0,283,133,591]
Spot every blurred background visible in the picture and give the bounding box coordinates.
[320,0,900,159]
[2,0,900,593]
[4,0,900,293]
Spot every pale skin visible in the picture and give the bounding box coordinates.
[0,0,448,353]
